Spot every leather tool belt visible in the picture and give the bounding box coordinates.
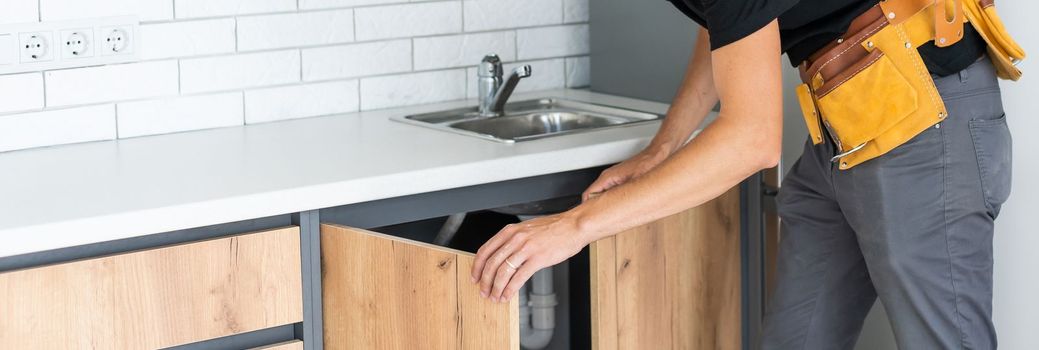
[795,0,1025,169]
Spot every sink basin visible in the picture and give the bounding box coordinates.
[392,98,663,142]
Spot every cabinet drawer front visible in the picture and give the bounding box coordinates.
[321,223,518,350]
[0,226,303,349]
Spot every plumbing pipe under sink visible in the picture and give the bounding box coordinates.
[519,267,558,350]
[432,213,466,246]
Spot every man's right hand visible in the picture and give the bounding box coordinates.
[582,147,671,201]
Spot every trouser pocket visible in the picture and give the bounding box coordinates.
[969,114,1012,217]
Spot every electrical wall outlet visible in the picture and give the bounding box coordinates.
[100,26,134,56]
[19,31,55,63]
[0,17,139,75]
[60,29,94,59]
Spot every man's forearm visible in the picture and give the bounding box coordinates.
[647,29,719,156]
[569,21,784,243]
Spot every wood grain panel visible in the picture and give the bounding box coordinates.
[250,340,304,350]
[589,235,618,350]
[590,187,742,350]
[0,227,304,349]
[321,223,518,350]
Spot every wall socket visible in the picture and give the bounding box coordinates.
[0,17,139,75]
[60,29,94,59]
[20,32,55,62]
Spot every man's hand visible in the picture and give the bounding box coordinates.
[469,213,590,303]
[582,147,670,201]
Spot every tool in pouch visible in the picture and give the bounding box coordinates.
[795,0,1025,170]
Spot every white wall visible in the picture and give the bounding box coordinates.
[0,0,591,153]
[990,1,1039,348]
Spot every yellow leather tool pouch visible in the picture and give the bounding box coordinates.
[796,0,1024,169]
[814,49,920,153]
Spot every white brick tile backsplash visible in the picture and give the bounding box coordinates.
[300,0,405,10]
[181,50,301,94]
[517,24,589,60]
[0,0,586,152]
[238,10,355,51]
[45,61,180,107]
[466,58,564,98]
[355,2,462,41]
[175,0,297,19]
[117,92,244,138]
[303,39,411,81]
[0,105,116,153]
[361,69,466,110]
[414,31,515,70]
[139,19,236,60]
[463,0,562,31]
[0,73,45,114]
[245,80,359,124]
[41,0,173,22]
[0,0,38,25]
[563,0,589,23]
[565,56,589,87]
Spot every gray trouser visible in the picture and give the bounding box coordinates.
[763,56,1012,350]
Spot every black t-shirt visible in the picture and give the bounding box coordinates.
[666,0,986,76]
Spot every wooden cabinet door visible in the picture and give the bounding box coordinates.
[321,223,519,350]
[0,227,304,349]
[590,187,742,350]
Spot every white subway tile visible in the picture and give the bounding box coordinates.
[45,60,179,107]
[565,55,589,87]
[303,39,411,81]
[180,50,301,94]
[563,0,588,23]
[139,19,236,60]
[300,0,404,10]
[517,24,589,60]
[355,2,461,41]
[0,105,116,153]
[175,0,296,19]
[414,31,515,70]
[361,69,466,110]
[0,0,38,25]
[466,58,564,98]
[238,10,354,51]
[0,73,45,114]
[245,80,359,124]
[41,0,173,22]
[464,0,562,31]
[117,92,243,138]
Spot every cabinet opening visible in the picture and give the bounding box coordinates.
[328,205,591,350]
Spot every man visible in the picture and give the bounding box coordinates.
[470,0,1016,348]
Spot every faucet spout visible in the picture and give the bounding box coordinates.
[488,65,532,115]
[477,53,532,117]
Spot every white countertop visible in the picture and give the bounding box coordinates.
[0,89,693,258]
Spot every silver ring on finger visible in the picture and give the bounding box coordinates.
[505,259,520,270]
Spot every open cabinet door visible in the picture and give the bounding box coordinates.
[321,223,519,350]
[590,187,742,350]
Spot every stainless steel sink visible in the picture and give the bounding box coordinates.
[392,98,663,143]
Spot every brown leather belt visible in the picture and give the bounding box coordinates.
[798,5,887,86]
[799,0,960,88]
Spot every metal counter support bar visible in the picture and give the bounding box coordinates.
[293,210,323,350]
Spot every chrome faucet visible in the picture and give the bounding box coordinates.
[477,54,532,117]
